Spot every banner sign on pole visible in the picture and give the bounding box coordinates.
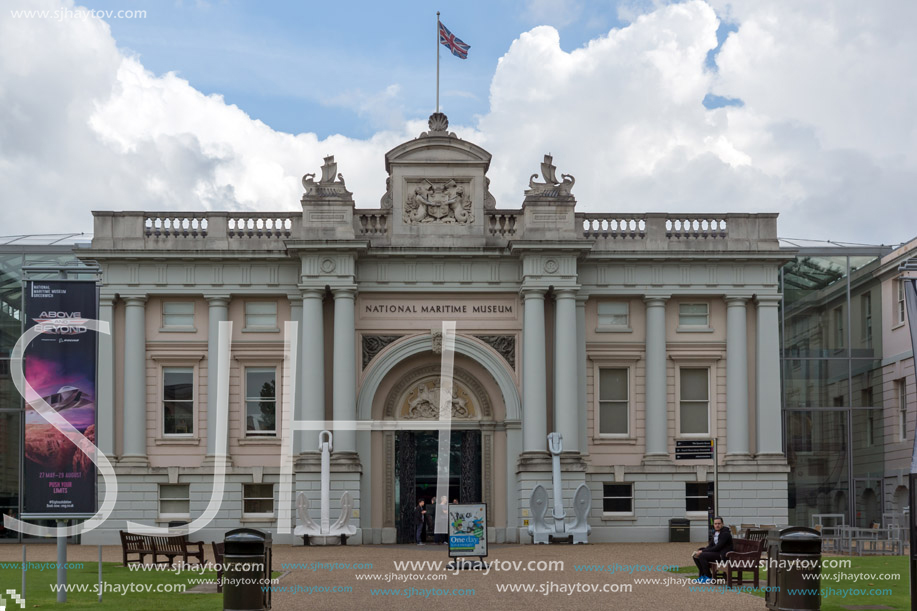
[448,503,487,558]
[22,280,98,516]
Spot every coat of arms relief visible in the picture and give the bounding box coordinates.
[403,179,473,224]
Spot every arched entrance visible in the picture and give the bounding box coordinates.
[383,366,494,543]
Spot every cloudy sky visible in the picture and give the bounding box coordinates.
[1,0,914,244]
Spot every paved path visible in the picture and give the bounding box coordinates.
[1,542,767,611]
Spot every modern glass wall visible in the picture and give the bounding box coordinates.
[781,251,890,528]
[0,245,87,542]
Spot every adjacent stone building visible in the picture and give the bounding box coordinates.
[79,114,789,544]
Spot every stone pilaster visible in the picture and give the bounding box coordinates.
[97,296,115,457]
[522,288,547,453]
[756,295,784,459]
[643,297,669,463]
[554,288,579,452]
[332,287,357,453]
[725,297,751,460]
[205,295,230,462]
[121,296,147,465]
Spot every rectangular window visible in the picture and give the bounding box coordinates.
[159,484,190,517]
[245,367,277,436]
[899,380,908,442]
[866,410,875,447]
[898,280,907,325]
[602,483,633,515]
[163,367,194,436]
[679,368,709,435]
[685,482,713,513]
[833,306,845,348]
[243,484,274,516]
[861,293,872,346]
[678,303,709,327]
[245,301,277,329]
[597,302,629,329]
[162,301,194,329]
[598,368,629,435]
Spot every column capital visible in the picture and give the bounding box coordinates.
[575,294,589,306]
[755,294,783,307]
[643,295,669,306]
[520,287,546,299]
[205,295,231,307]
[553,287,580,299]
[300,287,325,300]
[725,296,750,306]
[123,296,147,307]
[331,285,358,298]
[287,294,303,306]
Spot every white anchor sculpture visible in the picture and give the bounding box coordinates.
[528,432,592,544]
[294,430,356,544]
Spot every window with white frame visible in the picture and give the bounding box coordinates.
[597,302,629,330]
[245,367,277,436]
[243,484,274,516]
[679,368,709,436]
[602,483,633,515]
[244,301,277,330]
[685,482,713,513]
[162,301,194,329]
[861,293,872,347]
[898,280,907,325]
[899,380,908,442]
[163,367,194,435]
[598,368,629,435]
[159,484,190,518]
[678,303,708,328]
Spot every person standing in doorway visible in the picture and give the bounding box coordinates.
[435,496,449,544]
[414,499,427,545]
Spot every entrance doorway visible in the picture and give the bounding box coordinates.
[395,430,481,544]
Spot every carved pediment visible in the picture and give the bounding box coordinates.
[399,378,478,420]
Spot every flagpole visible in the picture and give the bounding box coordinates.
[436,11,440,113]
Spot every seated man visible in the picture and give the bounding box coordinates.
[692,516,733,583]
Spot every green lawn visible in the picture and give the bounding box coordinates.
[672,556,907,611]
[0,561,252,609]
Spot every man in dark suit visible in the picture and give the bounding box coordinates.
[693,516,732,583]
[414,499,427,545]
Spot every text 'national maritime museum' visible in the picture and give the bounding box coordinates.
[78,113,789,544]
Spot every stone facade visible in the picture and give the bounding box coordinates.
[79,114,789,545]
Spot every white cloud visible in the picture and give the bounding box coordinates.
[0,0,914,245]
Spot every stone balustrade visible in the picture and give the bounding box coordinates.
[91,210,778,252]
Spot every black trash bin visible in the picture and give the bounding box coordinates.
[765,526,821,611]
[223,528,273,611]
[669,518,691,542]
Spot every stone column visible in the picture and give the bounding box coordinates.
[288,295,303,454]
[301,289,325,453]
[522,289,548,453]
[554,288,579,452]
[756,295,783,457]
[726,297,751,458]
[575,295,588,455]
[643,297,669,462]
[206,296,230,458]
[97,296,115,457]
[122,296,147,464]
[332,287,357,453]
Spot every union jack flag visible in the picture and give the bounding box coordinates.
[439,21,470,59]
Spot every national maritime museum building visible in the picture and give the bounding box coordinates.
[0,113,913,545]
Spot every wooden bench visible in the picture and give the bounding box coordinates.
[711,537,765,588]
[120,531,157,566]
[119,531,206,566]
[212,542,225,593]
